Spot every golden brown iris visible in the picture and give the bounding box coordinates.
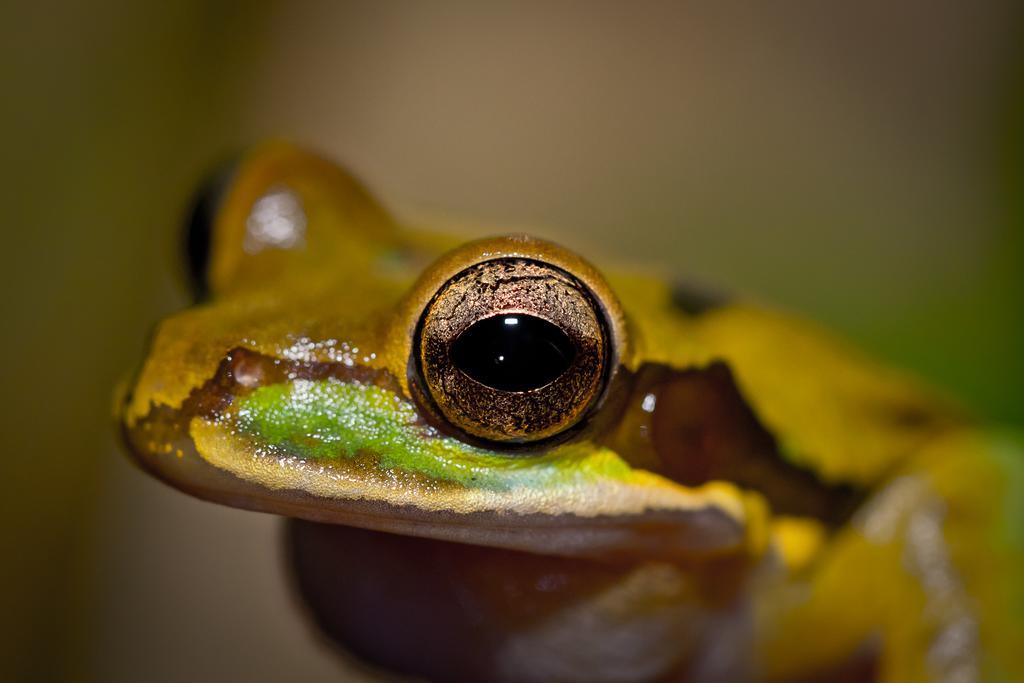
[415,258,610,443]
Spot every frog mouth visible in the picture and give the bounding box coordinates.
[122,348,758,563]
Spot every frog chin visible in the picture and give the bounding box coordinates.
[284,520,747,683]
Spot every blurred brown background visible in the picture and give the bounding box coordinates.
[2,2,1022,681]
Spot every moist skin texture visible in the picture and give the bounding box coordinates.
[121,142,1024,683]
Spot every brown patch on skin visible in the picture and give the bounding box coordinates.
[607,362,864,527]
[416,258,609,443]
[167,347,407,424]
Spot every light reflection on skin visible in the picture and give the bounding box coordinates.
[244,187,307,254]
[856,477,979,683]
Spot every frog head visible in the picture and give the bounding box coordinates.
[123,143,943,567]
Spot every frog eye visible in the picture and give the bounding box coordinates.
[415,258,611,443]
[182,143,399,299]
[183,159,237,299]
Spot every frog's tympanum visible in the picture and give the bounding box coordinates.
[121,143,1023,683]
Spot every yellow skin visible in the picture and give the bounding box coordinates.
[122,142,1023,682]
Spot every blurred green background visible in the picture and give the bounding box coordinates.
[2,2,1021,681]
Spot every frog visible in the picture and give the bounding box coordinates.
[120,141,1023,683]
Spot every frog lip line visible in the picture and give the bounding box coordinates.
[126,345,854,531]
[122,348,752,555]
[190,413,747,517]
[122,409,749,561]
[128,435,747,562]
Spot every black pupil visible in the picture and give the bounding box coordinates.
[450,314,576,392]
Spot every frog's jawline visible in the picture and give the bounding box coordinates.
[126,347,866,558]
[124,406,745,562]
[123,349,748,562]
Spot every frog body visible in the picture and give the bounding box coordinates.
[121,143,1023,682]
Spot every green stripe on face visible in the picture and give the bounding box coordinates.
[232,379,635,491]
